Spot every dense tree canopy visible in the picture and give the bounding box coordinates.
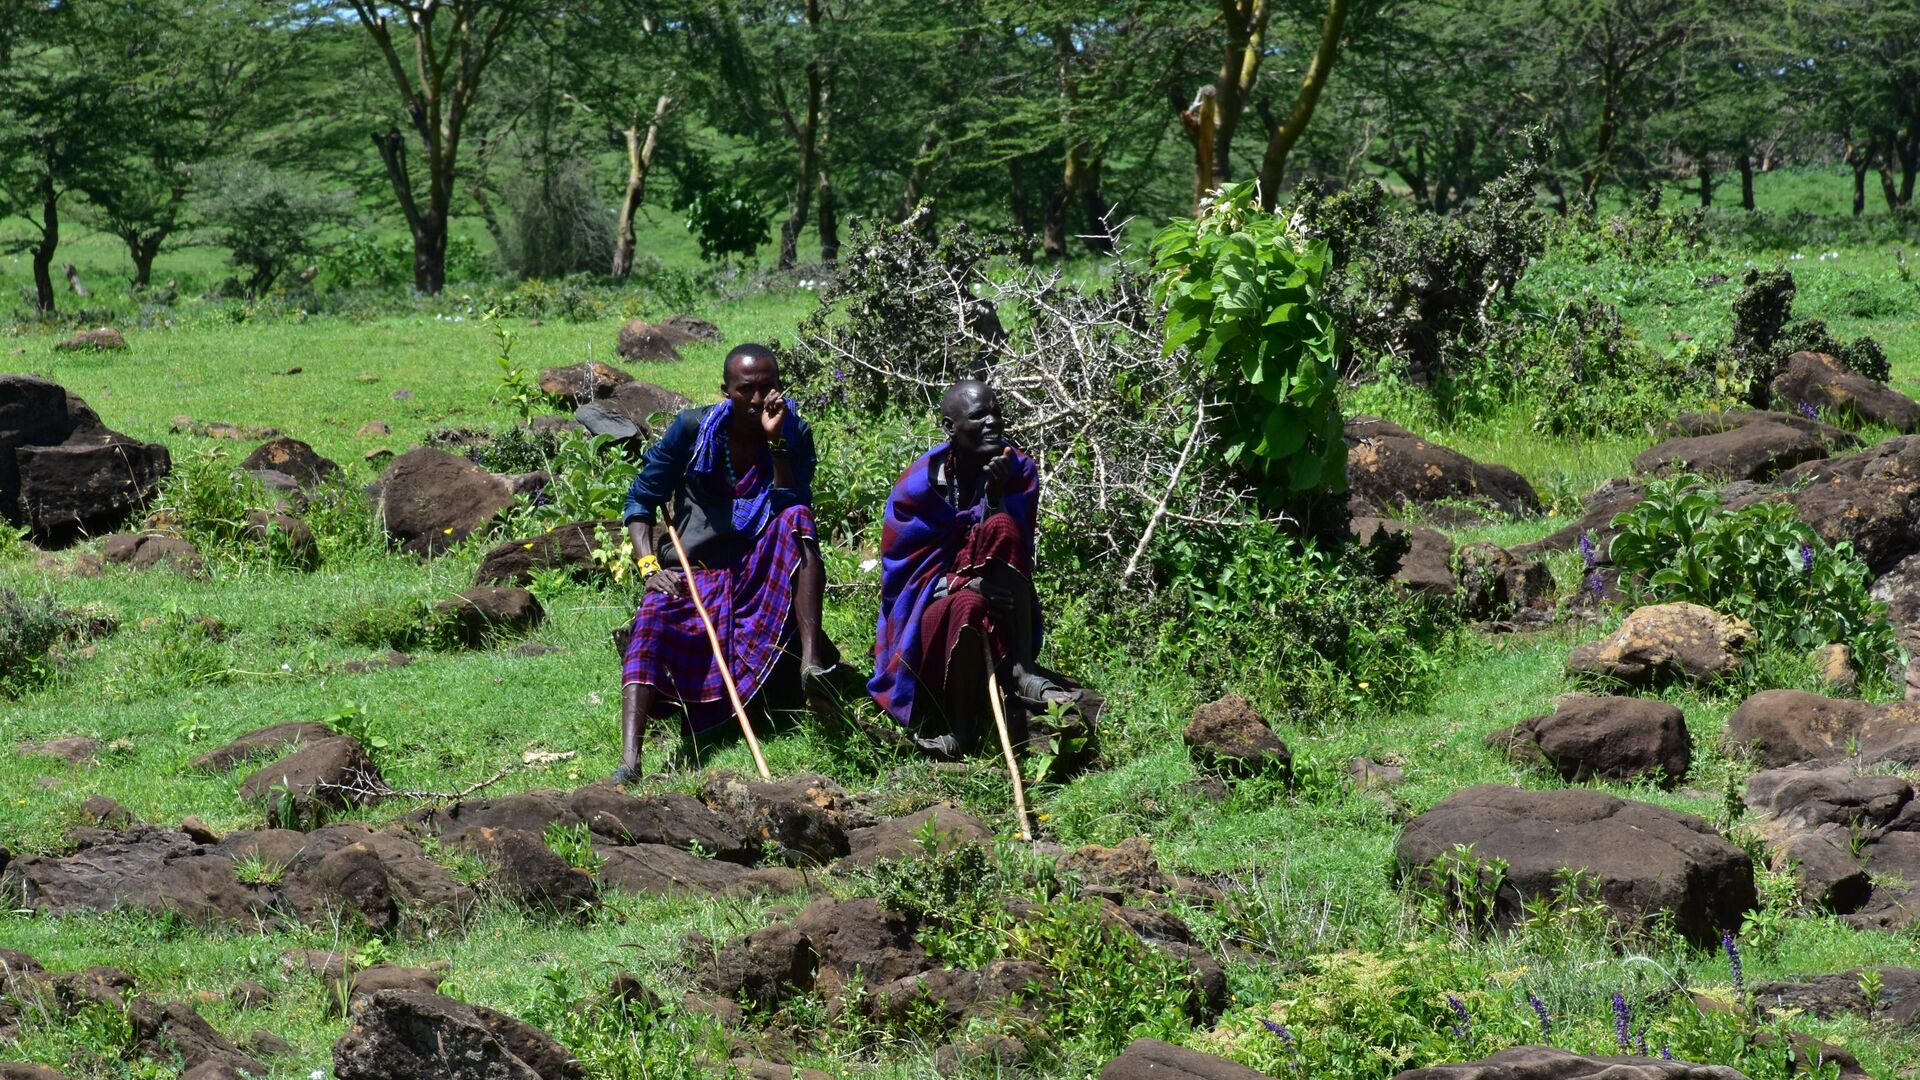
[2,0,1915,296]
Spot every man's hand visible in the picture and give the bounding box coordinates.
[960,576,1016,617]
[983,446,1013,505]
[644,569,686,597]
[759,391,788,440]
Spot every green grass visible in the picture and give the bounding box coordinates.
[6,167,1920,1079]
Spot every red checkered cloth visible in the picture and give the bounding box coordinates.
[622,502,816,732]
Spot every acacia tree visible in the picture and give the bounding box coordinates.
[348,0,538,293]
[1256,0,1350,208]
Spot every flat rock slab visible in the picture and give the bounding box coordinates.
[1772,351,1920,433]
[434,587,544,646]
[17,736,100,765]
[841,805,992,868]
[332,989,580,1080]
[1487,695,1690,788]
[596,844,802,898]
[1634,410,1855,482]
[1567,603,1752,688]
[1395,785,1755,946]
[1391,1046,1750,1079]
[1751,967,1920,1025]
[1344,417,1539,518]
[1724,689,1920,768]
[193,722,337,772]
[1099,1038,1269,1080]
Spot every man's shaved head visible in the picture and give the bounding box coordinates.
[941,378,993,422]
[724,343,780,387]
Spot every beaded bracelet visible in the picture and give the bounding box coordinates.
[636,553,662,577]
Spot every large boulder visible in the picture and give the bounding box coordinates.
[1391,1046,1749,1079]
[614,320,694,363]
[192,722,337,773]
[378,448,517,556]
[1723,689,1920,768]
[1772,351,1920,433]
[332,989,580,1080]
[564,787,755,861]
[238,736,384,817]
[239,438,340,489]
[1351,515,1457,595]
[1744,765,1912,836]
[1777,435,1920,574]
[17,437,171,541]
[1566,603,1752,688]
[433,587,544,646]
[793,896,932,997]
[0,826,267,925]
[1455,543,1557,625]
[599,383,693,429]
[1184,695,1292,777]
[1487,695,1691,788]
[1395,785,1756,945]
[447,826,596,915]
[1633,410,1854,482]
[699,772,878,866]
[126,998,266,1077]
[537,362,632,403]
[1099,1039,1268,1080]
[474,521,625,588]
[697,924,816,1010]
[1344,417,1539,519]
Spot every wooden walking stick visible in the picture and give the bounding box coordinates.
[664,523,771,780]
[985,658,1033,842]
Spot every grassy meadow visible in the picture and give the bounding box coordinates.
[3,167,1920,1079]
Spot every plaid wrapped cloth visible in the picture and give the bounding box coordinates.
[869,444,1039,728]
[622,457,816,732]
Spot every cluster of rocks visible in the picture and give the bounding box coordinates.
[1,374,171,543]
[613,315,720,364]
[536,360,693,444]
[1096,1040,1766,1080]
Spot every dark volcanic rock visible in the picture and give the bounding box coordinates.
[842,804,993,869]
[1772,351,1920,433]
[700,772,877,865]
[434,587,545,646]
[192,722,337,773]
[332,989,579,1080]
[1487,695,1691,788]
[1391,1046,1749,1079]
[1061,836,1170,894]
[537,361,632,403]
[100,533,203,574]
[238,736,383,817]
[239,438,340,489]
[474,521,625,588]
[1723,689,1920,769]
[1777,435,1920,574]
[448,826,597,915]
[1395,785,1756,945]
[595,844,803,897]
[1566,603,1752,688]
[1351,515,1457,595]
[599,382,694,430]
[1745,765,1912,834]
[0,1064,73,1080]
[566,787,754,861]
[1633,409,1856,482]
[18,736,100,764]
[127,997,266,1077]
[1455,542,1557,624]
[697,924,816,1011]
[614,320,691,363]
[661,315,720,342]
[1184,695,1292,777]
[794,896,932,997]
[17,436,172,541]
[377,448,516,557]
[1344,417,1540,518]
[1749,967,1920,1024]
[1510,478,1644,562]
[1099,1038,1269,1080]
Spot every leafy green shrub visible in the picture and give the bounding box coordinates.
[675,161,772,264]
[1489,300,1719,437]
[1717,269,1890,402]
[191,158,353,297]
[806,407,939,548]
[332,594,454,652]
[1152,179,1345,502]
[1608,474,1896,675]
[0,588,95,698]
[498,155,616,280]
[522,966,733,1080]
[323,234,490,290]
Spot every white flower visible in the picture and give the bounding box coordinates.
[310,1070,326,1080]
[859,558,879,573]
[280,663,291,672]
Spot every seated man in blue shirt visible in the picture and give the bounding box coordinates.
[614,344,839,782]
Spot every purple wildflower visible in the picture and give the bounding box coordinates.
[530,483,550,508]
[1635,1032,1649,1057]
[1612,993,1632,1050]
[467,447,484,465]
[1446,995,1472,1040]
[1528,994,1552,1038]
[1579,531,1597,569]
[1588,570,1606,598]
[1261,1020,1303,1069]
[1798,400,1819,420]
[1722,930,1744,993]
[1660,1047,1675,1062]
[1799,542,1815,573]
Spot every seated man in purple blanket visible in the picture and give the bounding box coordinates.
[869,379,1084,757]
[613,344,840,783]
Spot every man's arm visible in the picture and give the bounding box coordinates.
[623,411,696,595]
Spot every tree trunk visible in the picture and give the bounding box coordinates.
[1042,143,1086,259]
[31,174,57,316]
[1256,0,1349,210]
[1853,159,1868,217]
[612,94,670,280]
[129,231,164,289]
[1212,0,1270,183]
[371,128,447,294]
[778,142,818,269]
[1177,87,1218,215]
[1078,154,1113,255]
[778,0,825,270]
[1878,159,1901,212]
[1698,157,1712,208]
[1739,151,1755,211]
[816,152,838,265]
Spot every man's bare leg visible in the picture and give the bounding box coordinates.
[614,681,658,784]
[794,539,831,673]
[921,625,988,758]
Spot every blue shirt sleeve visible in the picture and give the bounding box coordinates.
[622,410,697,524]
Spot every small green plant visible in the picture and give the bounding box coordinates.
[351,938,393,969]
[543,821,604,875]
[1860,968,1884,1020]
[0,587,93,698]
[486,308,540,421]
[1151,179,1345,503]
[1738,862,1803,956]
[320,700,389,754]
[173,711,209,744]
[233,853,286,886]
[1608,473,1897,675]
[1409,844,1510,937]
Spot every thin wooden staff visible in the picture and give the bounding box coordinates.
[664,523,771,780]
[985,660,1032,842]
